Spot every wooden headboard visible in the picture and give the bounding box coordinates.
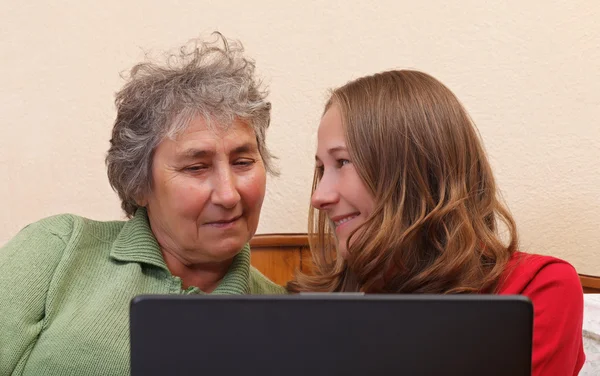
[249,234,310,286]
[580,274,600,293]
[249,233,600,293]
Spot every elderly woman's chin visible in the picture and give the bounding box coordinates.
[194,217,259,262]
[146,209,263,265]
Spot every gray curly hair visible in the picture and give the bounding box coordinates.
[106,32,277,217]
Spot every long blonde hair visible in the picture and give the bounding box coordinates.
[288,70,518,293]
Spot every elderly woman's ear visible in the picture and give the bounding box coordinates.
[134,194,147,208]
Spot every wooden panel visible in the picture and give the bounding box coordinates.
[300,247,314,275]
[580,274,600,293]
[250,233,600,292]
[250,233,309,248]
[250,247,301,286]
[249,234,309,286]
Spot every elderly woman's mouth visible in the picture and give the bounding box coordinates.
[204,215,243,228]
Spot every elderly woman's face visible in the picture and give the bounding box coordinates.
[142,116,266,264]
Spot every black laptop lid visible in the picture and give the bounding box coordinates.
[130,294,532,376]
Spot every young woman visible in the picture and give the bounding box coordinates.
[288,70,585,375]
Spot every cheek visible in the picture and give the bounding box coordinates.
[170,180,211,215]
[238,170,267,210]
[351,175,374,216]
[361,193,376,217]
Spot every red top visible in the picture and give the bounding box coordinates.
[497,252,585,376]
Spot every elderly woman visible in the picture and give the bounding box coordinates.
[0,34,285,376]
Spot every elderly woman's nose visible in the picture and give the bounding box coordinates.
[211,169,241,208]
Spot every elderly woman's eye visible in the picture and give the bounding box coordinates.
[234,159,255,167]
[184,165,206,172]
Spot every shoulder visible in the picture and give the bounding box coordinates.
[2,214,127,257]
[248,266,287,294]
[523,256,582,298]
[506,254,585,375]
[498,252,581,295]
[24,214,125,241]
[28,214,80,241]
[3,214,82,250]
[0,215,85,284]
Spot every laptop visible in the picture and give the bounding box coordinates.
[130,294,533,376]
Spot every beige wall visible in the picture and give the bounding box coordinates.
[1,1,598,274]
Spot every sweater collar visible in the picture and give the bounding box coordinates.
[110,208,251,294]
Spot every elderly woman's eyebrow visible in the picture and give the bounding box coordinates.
[178,143,258,161]
[231,143,259,155]
[178,148,213,160]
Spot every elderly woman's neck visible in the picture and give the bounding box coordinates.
[160,248,234,293]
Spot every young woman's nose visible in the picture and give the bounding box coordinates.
[311,174,339,210]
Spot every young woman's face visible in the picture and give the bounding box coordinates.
[311,105,375,258]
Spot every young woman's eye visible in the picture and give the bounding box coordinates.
[315,164,324,176]
[337,159,350,167]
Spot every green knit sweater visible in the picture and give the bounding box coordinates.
[0,209,285,376]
